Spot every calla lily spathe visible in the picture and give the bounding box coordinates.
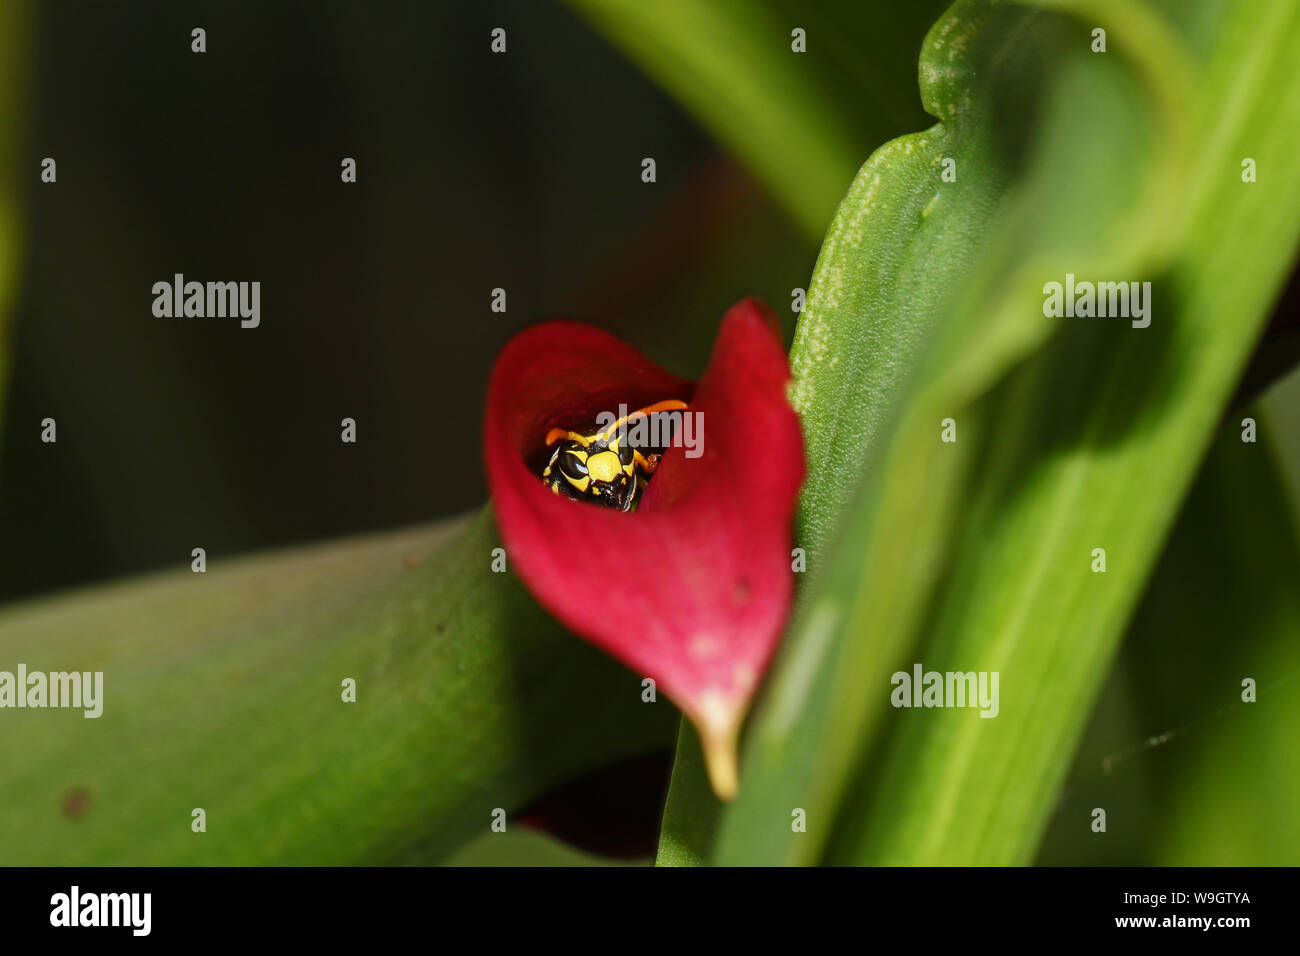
[484,298,804,798]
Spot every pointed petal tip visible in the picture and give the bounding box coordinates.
[701,728,740,802]
[693,701,744,802]
[734,295,783,341]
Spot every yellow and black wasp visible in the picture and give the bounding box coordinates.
[541,400,687,511]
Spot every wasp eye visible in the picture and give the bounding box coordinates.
[559,448,589,480]
[617,441,634,467]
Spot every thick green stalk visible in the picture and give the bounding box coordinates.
[0,510,676,864]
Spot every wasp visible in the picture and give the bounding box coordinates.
[541,400,688,511]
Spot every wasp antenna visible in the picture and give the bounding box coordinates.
[545,427,588,446]
[636,399,689,416]
[598,399,689,442]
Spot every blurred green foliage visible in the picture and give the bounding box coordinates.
[643,0,1300,864]
[568,0,949,238]
[1038,416,1300,864]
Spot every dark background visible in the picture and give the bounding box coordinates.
[0,0,817,601]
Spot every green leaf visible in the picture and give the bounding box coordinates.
[1035,413,1300,864]
[0,510,676,863]
[654,722,719,866]
[660,0,1300,864]
[1145,419,1300,864]
[1266,364,1300,494]
[826,0,1300,867]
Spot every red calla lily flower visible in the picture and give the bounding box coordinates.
[484,298,804,798]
